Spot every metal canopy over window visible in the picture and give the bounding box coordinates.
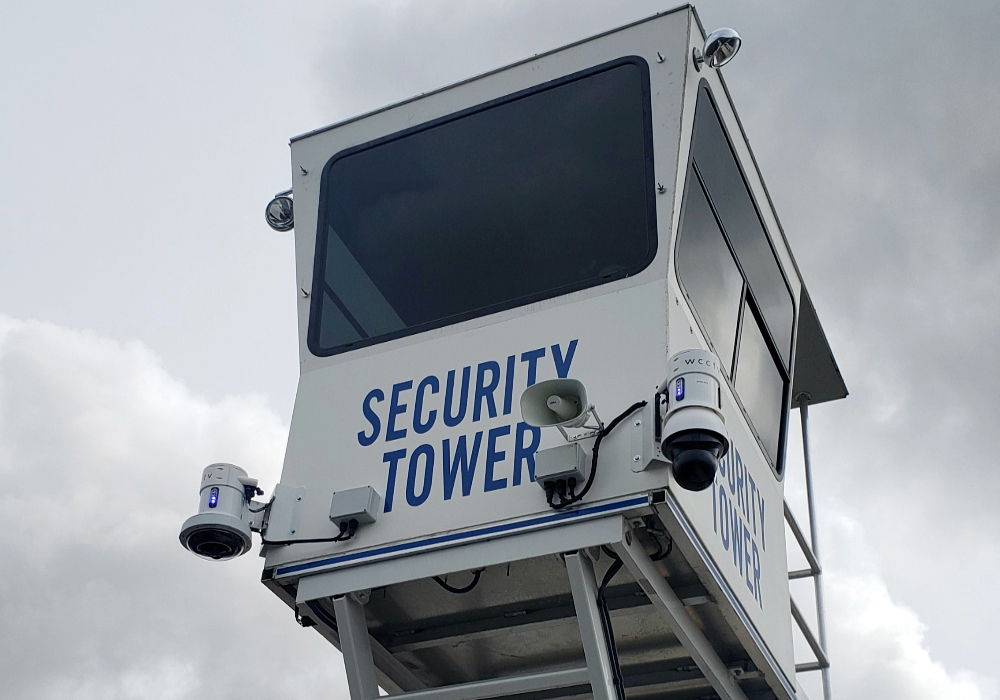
[675,82,794,471]
[308,58,657,358]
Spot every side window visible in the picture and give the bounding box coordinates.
[675,166,743,374]
[734,301,786,463]
[690,86,794,369]
[675,82,794,471]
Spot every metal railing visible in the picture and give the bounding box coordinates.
[786,394,832,700]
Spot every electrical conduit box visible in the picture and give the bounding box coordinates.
[329,486,381,527]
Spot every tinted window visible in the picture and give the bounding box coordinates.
[309,59,656,356]
[676,82,794,473]
[735,302,786,464]
[691,87,794,370]
[676,166,743,374]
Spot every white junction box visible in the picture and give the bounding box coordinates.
[329,486,381,527]
[534,442,590,487]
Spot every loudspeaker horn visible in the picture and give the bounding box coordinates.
[519,378,591,429]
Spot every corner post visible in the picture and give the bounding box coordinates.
[333,594,380,700]
[798,394,833,700]
[565,551,617,700]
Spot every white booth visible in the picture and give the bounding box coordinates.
[184,6,848,700]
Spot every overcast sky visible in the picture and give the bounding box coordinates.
[1,1,998,699]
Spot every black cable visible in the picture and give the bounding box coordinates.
[642,516,673,561]
[550,401,647,510]
[305,600,339,631]
[555,479,567,504]
[432,569,483,594]
[262,519,357,546]
[544,481,557,507]
[248,501,270,513]
[654,392,663,442]
[650,533,673,561]
[597,546,628,700]
[648,536,663,560]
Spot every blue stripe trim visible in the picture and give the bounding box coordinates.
[662,493,799,699]
[275,496,648,578]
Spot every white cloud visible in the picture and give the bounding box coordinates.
[821,509,998,700]
[0,317,349,700]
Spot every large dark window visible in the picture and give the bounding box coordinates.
[675,83,794,471]
[308,58,656,357]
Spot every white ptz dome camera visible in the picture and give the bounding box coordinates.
[179,463,259,561]
[660,349,731,491]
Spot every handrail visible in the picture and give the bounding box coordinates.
[784,501,821,576]
[789,395,833,699]
[790,596,830,670]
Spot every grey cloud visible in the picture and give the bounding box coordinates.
[2,0,999,697]
[670,0,1000,679]
[0,318,345,700]
[311,0,1000,680]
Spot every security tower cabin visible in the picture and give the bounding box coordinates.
[181,6,848,700]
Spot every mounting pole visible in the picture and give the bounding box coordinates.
[565,552,618,700]
[333,594,380,700]
[798,394,833,700]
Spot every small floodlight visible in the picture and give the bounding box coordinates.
[693,28,742,71]
[265,193,294,232]
[520,378,601,441]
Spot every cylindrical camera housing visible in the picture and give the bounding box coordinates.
[660,349,730,491]
[179,463,253,560]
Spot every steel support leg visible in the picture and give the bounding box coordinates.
[799,397,833,700]
[565,552,617,700]
[612,533,750,700]
[333,594,380,700]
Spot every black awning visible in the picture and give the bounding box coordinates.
[791,287,848,407]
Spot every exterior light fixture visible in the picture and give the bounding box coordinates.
[693,28,742,71]
[265,192,294,231]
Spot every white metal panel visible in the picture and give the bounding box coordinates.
[684,11,803,309]
[268,281,668,570]
[288,8,692,375]
[270,6,806,697]
[659,15,797,682]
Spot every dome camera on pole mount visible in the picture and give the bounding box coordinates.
[659,349,731,492]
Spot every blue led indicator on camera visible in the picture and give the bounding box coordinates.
[675,378,685,401]
[208,486,219,508]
